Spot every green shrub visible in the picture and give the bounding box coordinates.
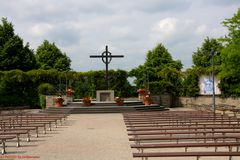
[39,94,46,109]
[38,83,54,95]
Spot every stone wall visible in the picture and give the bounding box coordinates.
[151,94,173,107]
[46,95,72,108]
[146,94,240,108]
[177,96,240,108]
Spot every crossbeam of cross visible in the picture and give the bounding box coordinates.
[90,45,124,89]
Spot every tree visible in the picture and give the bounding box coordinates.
[0,18,37,71]
[192,37,223,74]
[221,8,240,44]
[36,40,71,71]
[218,9,240,97]
[129,43,183,96]
[181,68,200,97]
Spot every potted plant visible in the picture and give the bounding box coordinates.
[53,96,64,107]
[82,97,92,106]
[115,97,124,105]
[143,94,151,106]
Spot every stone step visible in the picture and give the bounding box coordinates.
[41,104,166,114]
[69,101,143,106]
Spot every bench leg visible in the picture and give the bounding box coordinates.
[49,123,52,131]
[16,134,20,147]
[55,121,57,128]
[36,127,39,138]
[43,124,47,134]
[27,131,30,142]
[229,156,232,160]
[1,140,5,155]
[197,156,200,160]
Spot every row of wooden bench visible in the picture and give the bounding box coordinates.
[0,112,69,154]
[123,110,240,160]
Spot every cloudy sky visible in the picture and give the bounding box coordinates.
[0,0,239,72]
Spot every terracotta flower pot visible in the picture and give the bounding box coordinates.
[83,102,91,106]
[144,101,151,106]
[116,102,124,106]
[53,97,64,107]
[55,101,63,107]
[67,92,73,97]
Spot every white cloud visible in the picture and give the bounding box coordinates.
[30,23,53,37]
[196,25,208,35]
[110,26,131,37]
[152,17,178,40]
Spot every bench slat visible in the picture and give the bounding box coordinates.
[131,142,240,148]
[133,152,240,157]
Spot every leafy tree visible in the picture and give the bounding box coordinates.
[0,18,37,71]
[218,9,240,97]
[129,43,183,96]
[181,68,200,97]
[36,40,71,71]
[221,8,240,44]
[192,37,223,74]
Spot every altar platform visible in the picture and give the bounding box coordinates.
[42,101,166,114]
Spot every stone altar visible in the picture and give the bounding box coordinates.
[96,90,114,101]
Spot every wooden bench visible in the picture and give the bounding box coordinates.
[128,130,240,137]
[124,114,223,119]
[126,122,240,128]
[13,115,63,122]
[0,130,29,147]
[0,135,16,154]
[133,151,240,160]
[124,116,237,121]
[1,127,39,137]
[129,135,240,143]
[125,120,240,126]
[131,142,240,152]
[127,125,240,132]
[0,123,48,134]
[124,119,235,124]
[5,118,59,127]
[1,119,56,131]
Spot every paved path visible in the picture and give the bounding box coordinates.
[6,114,133,160]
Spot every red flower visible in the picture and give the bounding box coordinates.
[53,97,64,103]
[67,88,73,95]
[137,88,146,94]
[115,97,124,103]
[82,97,91,103]
[143,94,151,102]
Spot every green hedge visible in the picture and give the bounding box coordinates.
[0,69,135,108]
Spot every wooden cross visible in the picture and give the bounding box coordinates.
[90,45,124,89]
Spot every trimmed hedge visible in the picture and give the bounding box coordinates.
[0,69,135,108]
